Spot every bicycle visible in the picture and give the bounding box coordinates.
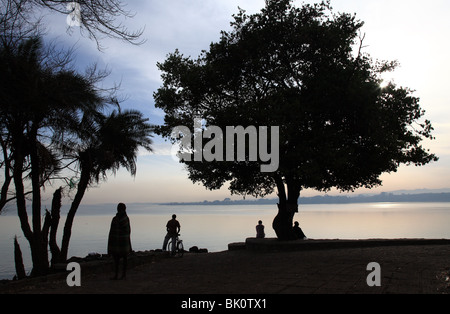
[167,233,184,257]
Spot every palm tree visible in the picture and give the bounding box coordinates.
[1,36,106,275]
[2,32,154,273]
[57,109,154,262]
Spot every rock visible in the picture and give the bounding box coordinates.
[189,246,208,253]
[189,246,199,253]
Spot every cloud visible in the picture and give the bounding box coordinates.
[140,140,173,157]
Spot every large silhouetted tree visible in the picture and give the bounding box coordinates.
[154,0,438,240]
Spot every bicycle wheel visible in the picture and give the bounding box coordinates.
[177,241,184,257]
[167,239,175,256]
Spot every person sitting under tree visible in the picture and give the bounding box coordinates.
[256,220,265,239]
[293,221,306,240]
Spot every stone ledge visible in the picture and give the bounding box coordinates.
[244,238,450,252]
[228,242,246,251]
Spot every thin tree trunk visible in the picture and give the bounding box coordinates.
[60,171,90,261]
[49,188,62,265]
[0,136,12,214]
[28,134,48,276]
[42,210,51,259]
[14,236,26,280]
[12,142,32,237]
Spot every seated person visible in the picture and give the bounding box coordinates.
[293,221,306,240]
[256,220,265,238]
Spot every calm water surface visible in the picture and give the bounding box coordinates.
[1,202,449,280]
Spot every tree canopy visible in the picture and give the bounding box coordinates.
[154,0,438,239]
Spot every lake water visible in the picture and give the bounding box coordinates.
[1,202,450,280]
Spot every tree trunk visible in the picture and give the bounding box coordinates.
[0,135,12,214]
[48,188,62,265]
[272,176,301,241]
[12,144,47,277]
[14,236,26,280]
[13,149,33,243]
[42,211,51,259]
[28,135,49,276]
[60,171,90,261]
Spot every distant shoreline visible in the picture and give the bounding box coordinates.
[2,191,448,218]
[160,192,450,206]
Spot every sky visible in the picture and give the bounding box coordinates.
[38,0,450,204]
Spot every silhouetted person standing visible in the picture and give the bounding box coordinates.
[256,220,265,238]
[163,214,181,252]
[108,203,132,280]
[293,221,306,240]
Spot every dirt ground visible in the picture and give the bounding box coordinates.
[1,243,449,295]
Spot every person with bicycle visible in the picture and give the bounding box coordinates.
[163,214,181,252]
